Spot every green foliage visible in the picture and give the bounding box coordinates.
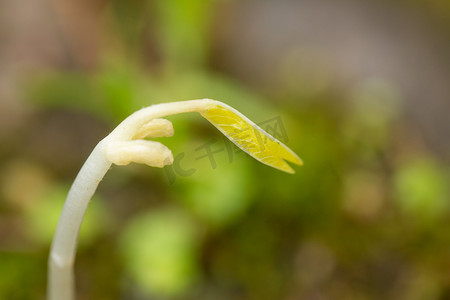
[153,0,214,68]
[119,207,199,296]
[175,159,255,227]
[0,253,45,299]
[394,157,449,221]
[25,184,110,247]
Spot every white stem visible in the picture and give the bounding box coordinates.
[48,142,111,300]
[48,99,215,300]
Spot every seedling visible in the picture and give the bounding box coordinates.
[48,99,302,300]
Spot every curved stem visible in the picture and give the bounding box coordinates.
[48,142,111,300]
[48,99,215,300]
[108,100,214,140]
[47,98,301,300]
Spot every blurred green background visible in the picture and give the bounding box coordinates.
[1,0,449,299]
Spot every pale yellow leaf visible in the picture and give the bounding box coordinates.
[200,102,303,173]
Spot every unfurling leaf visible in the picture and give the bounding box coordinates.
[200,101,303,173]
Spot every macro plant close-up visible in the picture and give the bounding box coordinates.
[1,0,450,299]
[48,99,302,300]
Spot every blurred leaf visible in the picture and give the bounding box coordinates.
[173,152,256,227]
[342,79,402,162]
[95,60,141,119]
[27,72,101,115]
[25,183,109,247]
[153,0,214,69]
[0,253,45,299]
[394,157,449,221]
[120,207,199,296]
[110,0,148,48]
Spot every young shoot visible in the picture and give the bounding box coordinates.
[48,99,302,300]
